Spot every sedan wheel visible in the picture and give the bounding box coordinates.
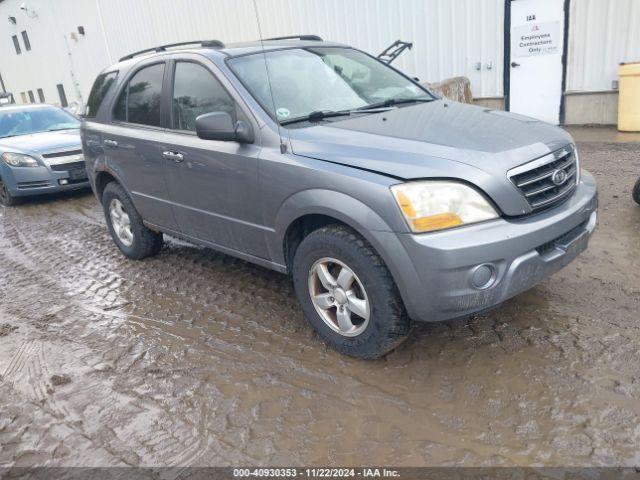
[0,178,19,206]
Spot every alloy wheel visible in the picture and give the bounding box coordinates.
[109,198,134,247]
[308,257,370,337]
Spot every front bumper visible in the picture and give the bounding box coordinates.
[379,171,598,322]
[2,163,90,197]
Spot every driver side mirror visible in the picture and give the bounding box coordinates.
[195,112,254,143]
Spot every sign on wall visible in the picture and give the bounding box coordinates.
[508,0,566,124]
[512,20,562,57]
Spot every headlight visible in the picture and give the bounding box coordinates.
[2,152,39,167]
[391,181,499,233]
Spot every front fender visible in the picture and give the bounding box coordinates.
[273,188,394,246]
[269,189,424,318]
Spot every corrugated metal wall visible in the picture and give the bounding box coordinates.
[0,0,505,104]
[96,0,505,98]
[566,0,640,92]
[2,0,638,109]
[252,0,505,98]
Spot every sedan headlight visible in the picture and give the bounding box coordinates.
[391,181,499,233]
[2,152,39,167]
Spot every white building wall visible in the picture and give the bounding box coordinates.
[566,0,640,92]
[251,0,505,98]
[1,1,91,107]
[0,0,504,106]
[3,0,637,115]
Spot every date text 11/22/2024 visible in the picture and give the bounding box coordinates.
[233,468,400,478]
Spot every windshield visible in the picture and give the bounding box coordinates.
[228,47,432,123]
[0,107,80,138]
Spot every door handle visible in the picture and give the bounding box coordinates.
[511,62,521,68]
[103,139,118,148]
[162,151,184,163]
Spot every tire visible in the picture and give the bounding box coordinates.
[292,224,412,359]
[102,181,163,260]
[0,177,21,207]
[633,177,640,205]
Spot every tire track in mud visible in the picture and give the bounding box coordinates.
[0,213,259,465]
[0,198,508,465]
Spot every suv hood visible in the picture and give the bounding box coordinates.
[0,129,81,155]
[287,100,574,216]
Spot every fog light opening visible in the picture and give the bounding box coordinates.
[471,264,496,290]
[59,179,69,185]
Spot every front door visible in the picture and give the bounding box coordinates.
[509,0,566,124]
[161,58,266,258]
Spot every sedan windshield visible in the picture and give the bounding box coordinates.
[228,47,433,124]
[0,107,80,138]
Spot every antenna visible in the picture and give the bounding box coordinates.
[252,0,287,154]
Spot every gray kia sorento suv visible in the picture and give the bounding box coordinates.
[82,37,598,358]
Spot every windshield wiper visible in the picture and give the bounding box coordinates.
[280,110,352,125]
[279,97,435,126]
[357,97,434,111]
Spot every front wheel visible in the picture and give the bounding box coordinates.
[292,225,411,359]
[633,177,640,205]
[102,182,163,260]
[0,177,21,207]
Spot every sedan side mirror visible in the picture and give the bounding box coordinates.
[195,112,254,143]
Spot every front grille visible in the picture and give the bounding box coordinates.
[508,146,578,212]
[42,149,83,158]
[18,180,51,190]
[50,161,85,172]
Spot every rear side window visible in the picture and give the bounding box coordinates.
[113,63,165,126]
[85,71,118,118]
[171,62,235,131]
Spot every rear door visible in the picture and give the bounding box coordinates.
[160,55,266,257]
[103,60,178,231]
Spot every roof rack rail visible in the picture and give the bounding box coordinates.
[118,40,225,62]
[264,34,323,42]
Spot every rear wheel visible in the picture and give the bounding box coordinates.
[633,177,640,205]
[292,224,412,359]
[102,182,163,259]
[0,177,21,207]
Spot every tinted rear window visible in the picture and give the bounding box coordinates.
[113,63,164,127]
[85,71,118,118]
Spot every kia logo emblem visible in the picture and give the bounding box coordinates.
[551,169,568,186]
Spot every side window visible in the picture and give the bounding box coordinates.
[172,62,235,131]
[85,71,118,118]
[57,84,68,108]
[21,31,31,51]
[113,63,164,126]
[12,35,21,55]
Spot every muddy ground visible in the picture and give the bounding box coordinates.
[0,134,639,467]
